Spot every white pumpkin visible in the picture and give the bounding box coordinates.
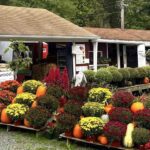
[101,114,109,123]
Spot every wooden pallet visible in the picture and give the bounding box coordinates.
[59,133,138,150]
[0,122,42,137]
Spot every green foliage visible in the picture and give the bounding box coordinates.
[132,128,150,145]
[84,70,95,83]
[136,67,147,78]
[118,68,130,80]
[25,107,49,129]
[37,95,59,114]
[82,102,104,117]
[95,68,113,84]
[142,66,150,77]
[127,68,139,79]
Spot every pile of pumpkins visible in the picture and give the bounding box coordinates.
[0,80,47,127]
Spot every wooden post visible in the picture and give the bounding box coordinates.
[93,41,98,71]
[117,44,121,68]
[123,45,127,68]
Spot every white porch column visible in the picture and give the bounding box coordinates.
[137,44,146,67]
[117,44,121,68]
[72,43,76,77]
[123,45,127,68]
[93,41,98,71]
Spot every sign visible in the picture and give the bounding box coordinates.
[0,71,14,83]
[137,44,146,67]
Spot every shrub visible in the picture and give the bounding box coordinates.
[95,68,113,83]
[84,70,95,83]
[108,107,133,124]
[79,117,104,136]
[88,87,112,103]
[0,90,16,105]
[6,103,29,122]
[134,109,150,129]
[64,100,82,117]
[107,66,118,71]
[25,107,49,128]
[15,92,36,107]
[69,87,89,101]
[136,67,147,78]
[56,113,78,132]
[118,68,130,80]
[132,128,150,145]
[23,80,44,94]
[37,95,59,114]
[46,85,64,99]
[142,66,150,77]
[82,102,104,117]
[104,121,127,141]
[112,91,134,107]
[127,68,139,79]
[0,80,20,93]
[107,69,123,82]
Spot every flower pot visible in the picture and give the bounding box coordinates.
[65,130,72,137]
[14,120,21,126]
[111,141,121,147]
[86,136,96,142]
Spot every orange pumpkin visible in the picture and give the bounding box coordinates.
[36,86,46,97]
[143,77,149,84]
[131,102,144,113]
[73,124,83,139]
[31,101,37,108]
[24,118,30,127]
[97,135,108,145]
[104,104,113,113]
[1,108,11,124]
[17,86,24,94]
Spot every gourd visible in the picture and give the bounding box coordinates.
[97,135,108,145]
[73,124,83,139]
[36,86,46,97]
[130,102,144,113]
[143,77,149,84]
[1,108,11,124]
[31,101,37,108]
[101,114,109,123]
[17,86,24,94]
[104,104,113,113]
[123,123,134,148]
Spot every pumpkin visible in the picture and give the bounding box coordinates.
[101,114,109,123]
[24,118,31,127]
[31,101,37,108]
[143,77,149,84]
[1,108,11,124]
[36,86,46,97]
[12,98,16,103]
[17,86,24,94]
[104,104,113,113]
[73,124,83,139]
[130,102,144,113]
[123,123,134,148]
[97,135,108,145]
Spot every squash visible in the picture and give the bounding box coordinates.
[1,108,11,124]
[24,118,30,127]
[123,123,134,148]
[73,124,83,139]
[97,135,108,145]
[130,102,144,113]
[101,114,109,123]
[31,101,37,108]
[17,86,24,94]
[143,77,149,84]
[104,104,113,113]
[36,86,46,97]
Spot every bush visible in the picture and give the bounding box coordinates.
[127,68,139,79]
[112,91,134,107]
[0,80,20,93]
[132,128,150,145]
[134,109,150,129]
[69,87,89,101]
[23,80,44,94]
[46,85,64,99]
[88,87,112,104]
[95,68,113,83]
[37,95,59,114]
[118,68,130,80]
[25,107,49,128]
[64,100,82,117]
[136,67,147,78]
[15,92,36,107]
[82,102,104,117]
[0,90,16,105]
[56,113,78,132]
[108,107,133,124]
[107,66,118,71]
[6,103,29,122]
[84,70,95,83]
[142,66,150,77]
[79,117,104,136]
[104,121,127,141]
